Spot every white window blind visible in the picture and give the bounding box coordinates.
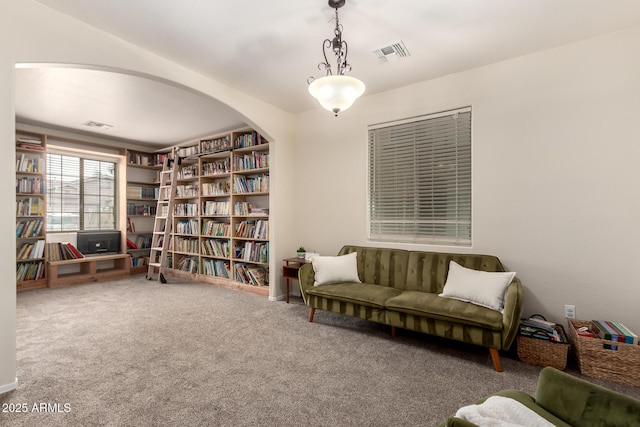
[367,107,472,246]
[46,153,117,232]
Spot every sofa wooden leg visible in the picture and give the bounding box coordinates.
[489,348,502,372]
[391,326,396,338]
[308,307,315,322]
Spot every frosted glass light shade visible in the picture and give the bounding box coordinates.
[308,75,365,116]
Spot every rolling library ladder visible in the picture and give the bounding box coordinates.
[147,150,179,283]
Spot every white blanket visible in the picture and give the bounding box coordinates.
[455,395,555,427]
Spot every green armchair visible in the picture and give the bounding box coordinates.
[439,367,640,426]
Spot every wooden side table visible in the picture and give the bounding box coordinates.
[282,257,310,303]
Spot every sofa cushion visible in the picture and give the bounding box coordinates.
[439,261,516,311]
[306,282,402,309]
[385,291,503,330]
[311,252,361,286]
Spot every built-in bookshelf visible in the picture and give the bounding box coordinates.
[15,131,47,291]
[165,129,270,295]
[125,149,168,274]
[172,157,200,275]
[13,129,270,295]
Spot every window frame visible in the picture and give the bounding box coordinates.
[367,107,472,247]
[45,149,119,233]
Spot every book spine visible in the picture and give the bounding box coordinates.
[604,321,627,343]
[592,320,618,342]
[590,321,611,341]
[66,243,84,259]
[612,321,638,345]
[600,320,622,343]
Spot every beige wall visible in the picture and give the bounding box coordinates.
[1,1,295,391]
[294,26,640,332]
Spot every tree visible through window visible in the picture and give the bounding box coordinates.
[367,107,472,246]
[46,153,116,232]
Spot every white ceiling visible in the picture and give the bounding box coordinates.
[16,0,640,147]
[15,68,247,147]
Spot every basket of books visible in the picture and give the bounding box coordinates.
[517,315,569,370]
[568,319,640,387]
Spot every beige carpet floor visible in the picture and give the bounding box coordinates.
[1,276,639,426]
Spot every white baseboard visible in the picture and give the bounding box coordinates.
[269,293,301,302]
[0,378,18,395]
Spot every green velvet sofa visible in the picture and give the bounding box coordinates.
[438,367,640,426]
[298,245,524,372]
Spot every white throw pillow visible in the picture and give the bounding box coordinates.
[439,261,516,311]
[311,252,361,286]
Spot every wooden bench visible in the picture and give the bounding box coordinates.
[47,254,131,288]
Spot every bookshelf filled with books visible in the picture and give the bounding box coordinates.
[171,157,200,275]
[13,127,270,294]
[200,149,232,281]
[125,149,167,274]
[16,131,48,290]
[164,129,270,295]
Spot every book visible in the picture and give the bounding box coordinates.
[604,321,630,344]
[521,318,556,333]
[17,135,43,144]
[577,329,595,338]
[595,320,638,345]
[591,320,618,341]
[246,266,267,286]
[66,243,84,259]
[612,321,639,345]
[590,320,626,350]
[46,242,83,261]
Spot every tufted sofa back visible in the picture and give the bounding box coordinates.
[338,245,409,288]
[338,245,506,294]
[404,251,506,293]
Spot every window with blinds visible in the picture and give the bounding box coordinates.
[367,107,471,246]
[46,153,117,232]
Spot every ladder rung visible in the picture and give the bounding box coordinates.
[148,262,161,267]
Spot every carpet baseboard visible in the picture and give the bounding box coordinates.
[0,378,18,395]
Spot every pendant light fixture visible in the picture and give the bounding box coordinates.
[307,0,365,116]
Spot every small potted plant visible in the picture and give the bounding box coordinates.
[296,246,306,259]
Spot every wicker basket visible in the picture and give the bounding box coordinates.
[568,319,640,387]
[517,324,569,370]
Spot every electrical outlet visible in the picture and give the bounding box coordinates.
[565,304,576,319]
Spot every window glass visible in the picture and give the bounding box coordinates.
[46,153,117,232]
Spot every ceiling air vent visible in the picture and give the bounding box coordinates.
[372,40,410,64]
[82,120,114,131]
